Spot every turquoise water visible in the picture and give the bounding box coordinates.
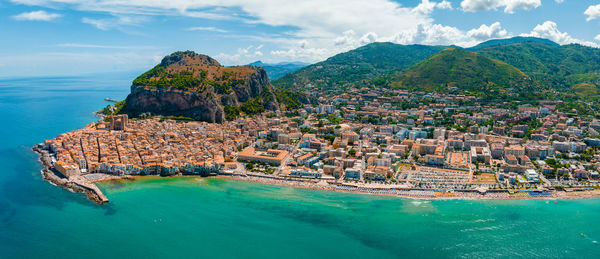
[2,75,600,258]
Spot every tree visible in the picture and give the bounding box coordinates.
[348,149,357,157]
[224,105,241,121]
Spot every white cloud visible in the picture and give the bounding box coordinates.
[585,4,600,21]
[333,30,357,46]
[391,23,465,45]
[332,30,378,47]
[215,45,264,64]
[521,21,599,47]
[270,47,329,61]
[82,16,147,30]
[460,0,541,14]
[359,32,378,45]
[466,22,508,40]
[267,21,514,63]
[17,0,456,64]
[595,34,600,41]
[555,0,564,3]
[10,0,457,62]
[412,0,453,16]
[438,0,453,9]
[8,0,432,38]
[10,0,593,67]
[12,10,61,21]
[389,22,511,47]
[82,17,109,30]
[186,26,228,33]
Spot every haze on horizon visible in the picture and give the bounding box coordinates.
[1,0,600,77]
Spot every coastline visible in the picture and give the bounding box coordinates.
[92,172,600,202]
[32,146,108,204]
[216,175,600,201]
[32,146,600,203]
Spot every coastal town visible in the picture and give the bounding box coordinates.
[36,88,600,202]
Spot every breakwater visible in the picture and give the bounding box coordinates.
[32,146,108,204]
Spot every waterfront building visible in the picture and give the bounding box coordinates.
[525,169,539,183]
[238,147,288,165]
[344,168,361,180]
[54,161,79,178]
[289,168,322,178]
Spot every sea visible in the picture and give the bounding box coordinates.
[1,74,600,258]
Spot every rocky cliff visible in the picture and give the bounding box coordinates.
[120,51,280,123]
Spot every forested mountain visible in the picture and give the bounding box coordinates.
[476,42,600,90]
[390,48,529,93]
[273,37,600,102]
[273,43,448,89]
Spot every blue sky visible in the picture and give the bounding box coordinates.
[1,0,599,77]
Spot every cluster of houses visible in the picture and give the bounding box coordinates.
[42,87,600,191]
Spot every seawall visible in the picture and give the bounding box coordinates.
[33,146,108,204]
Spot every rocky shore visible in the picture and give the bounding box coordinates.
[32,146,108,204]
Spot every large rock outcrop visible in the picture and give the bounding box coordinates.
[120,51,279,123]
[121,85,226,122]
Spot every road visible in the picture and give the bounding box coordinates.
[275,139,300,175]
[274,114,312,176]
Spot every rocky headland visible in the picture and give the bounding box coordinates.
[120,51,285,123]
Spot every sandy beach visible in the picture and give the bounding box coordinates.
[91,172,600,202]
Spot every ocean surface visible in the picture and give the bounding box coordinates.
[1,74,600,258]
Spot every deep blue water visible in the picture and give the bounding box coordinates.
[1,74,600,258]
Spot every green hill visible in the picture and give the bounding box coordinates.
[272,43,448,89]
[272,37,600,103]
[390,48,531,98]
[476,42,600,90]
[468,36,558,51]
[572,83,600,100]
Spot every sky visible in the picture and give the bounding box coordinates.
[1,0,600,77]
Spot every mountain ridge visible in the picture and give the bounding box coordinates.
[273,37,600,101]
[273,42,449,89]
[467,36,559,51]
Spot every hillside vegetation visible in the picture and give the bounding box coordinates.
[273,43,447,89]
[476,42,600,90]
[390,48,532,99]
[273,37,600,105]
[120,51,309,122]
[467,36,558,51]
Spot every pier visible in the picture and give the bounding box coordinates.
[104,97,118,103]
